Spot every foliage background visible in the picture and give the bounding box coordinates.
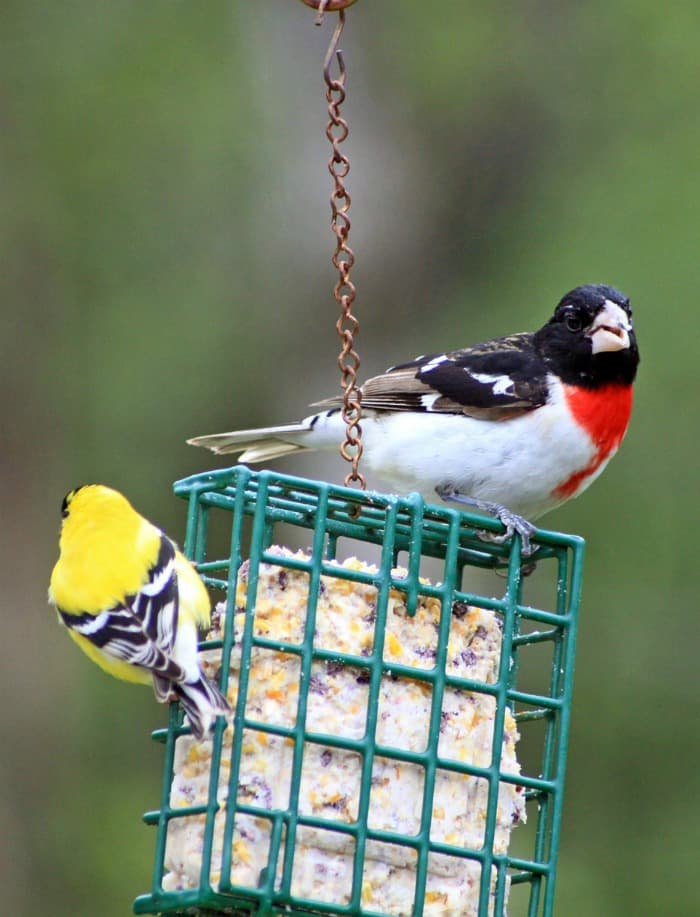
[2,2,698,914]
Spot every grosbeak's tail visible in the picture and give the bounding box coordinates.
[187,421,316,460]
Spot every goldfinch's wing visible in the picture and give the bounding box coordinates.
[57,536,186,688]
[314,333,549,420]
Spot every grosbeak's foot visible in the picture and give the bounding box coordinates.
[435,486,538,556]
[476,517,537,556]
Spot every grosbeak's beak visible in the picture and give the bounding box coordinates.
[587,300,633,354]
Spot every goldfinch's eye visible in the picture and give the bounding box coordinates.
[565,313,582,333]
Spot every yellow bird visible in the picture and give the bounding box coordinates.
[49,484,230,740]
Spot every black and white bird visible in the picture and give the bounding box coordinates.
[188,285,639,553]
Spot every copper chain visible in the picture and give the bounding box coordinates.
[300,1,359,25]
[322,11,365,489]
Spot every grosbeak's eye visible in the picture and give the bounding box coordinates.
[565,313,582,333]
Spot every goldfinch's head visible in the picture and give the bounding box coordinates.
[54,485,160,595]
[60,484,137,525]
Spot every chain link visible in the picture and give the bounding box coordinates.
[322,11,365,489]
[300,0,359,24]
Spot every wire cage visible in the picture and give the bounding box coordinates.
[133,465,583,917]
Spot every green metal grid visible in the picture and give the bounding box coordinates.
[133,465,583,917]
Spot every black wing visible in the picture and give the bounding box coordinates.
[57,536,185,686]
[315,332,550,419]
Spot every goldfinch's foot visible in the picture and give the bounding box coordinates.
[435,486,537,556]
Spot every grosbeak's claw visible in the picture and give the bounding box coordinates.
[477,511,538,556]
[436,486,538,556]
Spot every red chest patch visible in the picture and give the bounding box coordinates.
[555,383,634,499]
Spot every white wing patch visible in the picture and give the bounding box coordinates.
[72,610,111,635]
[421,354,449,373]
[469,372,515,397]
[141,558,175,596]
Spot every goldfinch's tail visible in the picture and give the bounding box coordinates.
[174,675,231,740]
[187,413,342,463]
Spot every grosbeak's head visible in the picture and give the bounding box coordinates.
[535,284,639,387]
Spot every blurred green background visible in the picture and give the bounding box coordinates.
[2,1,698,914]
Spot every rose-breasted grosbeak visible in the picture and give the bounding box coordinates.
[189,284,639,554]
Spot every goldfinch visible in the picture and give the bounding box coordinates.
[188,284,639,554]
[49,484,230,739]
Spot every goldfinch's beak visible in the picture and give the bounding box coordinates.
[588,300,633,354]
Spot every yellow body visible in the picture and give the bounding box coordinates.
[49,485,210,685]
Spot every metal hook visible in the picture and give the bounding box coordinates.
[322,10,346,86]
[299,0,358,25]
[314,0,329,25]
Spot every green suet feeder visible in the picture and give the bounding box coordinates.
[133,465,582,917]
